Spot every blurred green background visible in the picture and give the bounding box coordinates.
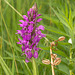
[0,0,75,75]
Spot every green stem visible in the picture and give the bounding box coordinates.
[32,57,37,75]
[70,47,72,75]
[69,30,74,75]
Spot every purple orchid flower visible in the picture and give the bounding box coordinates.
[16,3,45,63]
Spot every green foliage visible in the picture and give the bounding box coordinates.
[0,0,75,75]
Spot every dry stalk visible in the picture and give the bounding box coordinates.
[42,36,65,75]
[50,45,55,75]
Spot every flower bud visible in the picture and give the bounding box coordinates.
[51,42,55,46]
[42,59,50,65]
[32,3,38,11]
[58,36,65,41]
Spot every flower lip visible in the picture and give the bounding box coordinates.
[19,20,24,23]
[25,59,29,63]
[23,15,28,20]
[38,25,45,30]
[37,18,42,22]
[37,14,41,17]
[33,51,38,59]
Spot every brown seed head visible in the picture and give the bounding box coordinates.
[51,42,55,46]
[42,59,50,65]
[51,54,57,59]
[54,58,61,66]
[58,36,65,41]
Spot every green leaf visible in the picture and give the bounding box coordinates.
[56,63,69,75]
[50,6,71,30]
[40,46,68,58]
[53,49,68,58]
[43,25,69,37]
[46,34,58,40]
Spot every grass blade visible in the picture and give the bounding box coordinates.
[0,56,12,75]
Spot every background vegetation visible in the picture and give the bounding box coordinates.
[0,0,75,75]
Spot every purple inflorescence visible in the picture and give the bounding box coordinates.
[16,3,45,63]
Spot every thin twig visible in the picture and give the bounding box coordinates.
[4,0,23,18]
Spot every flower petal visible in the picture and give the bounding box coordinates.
[25,59,29,63]
[37,18,42,22]
[38,25,45,30]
